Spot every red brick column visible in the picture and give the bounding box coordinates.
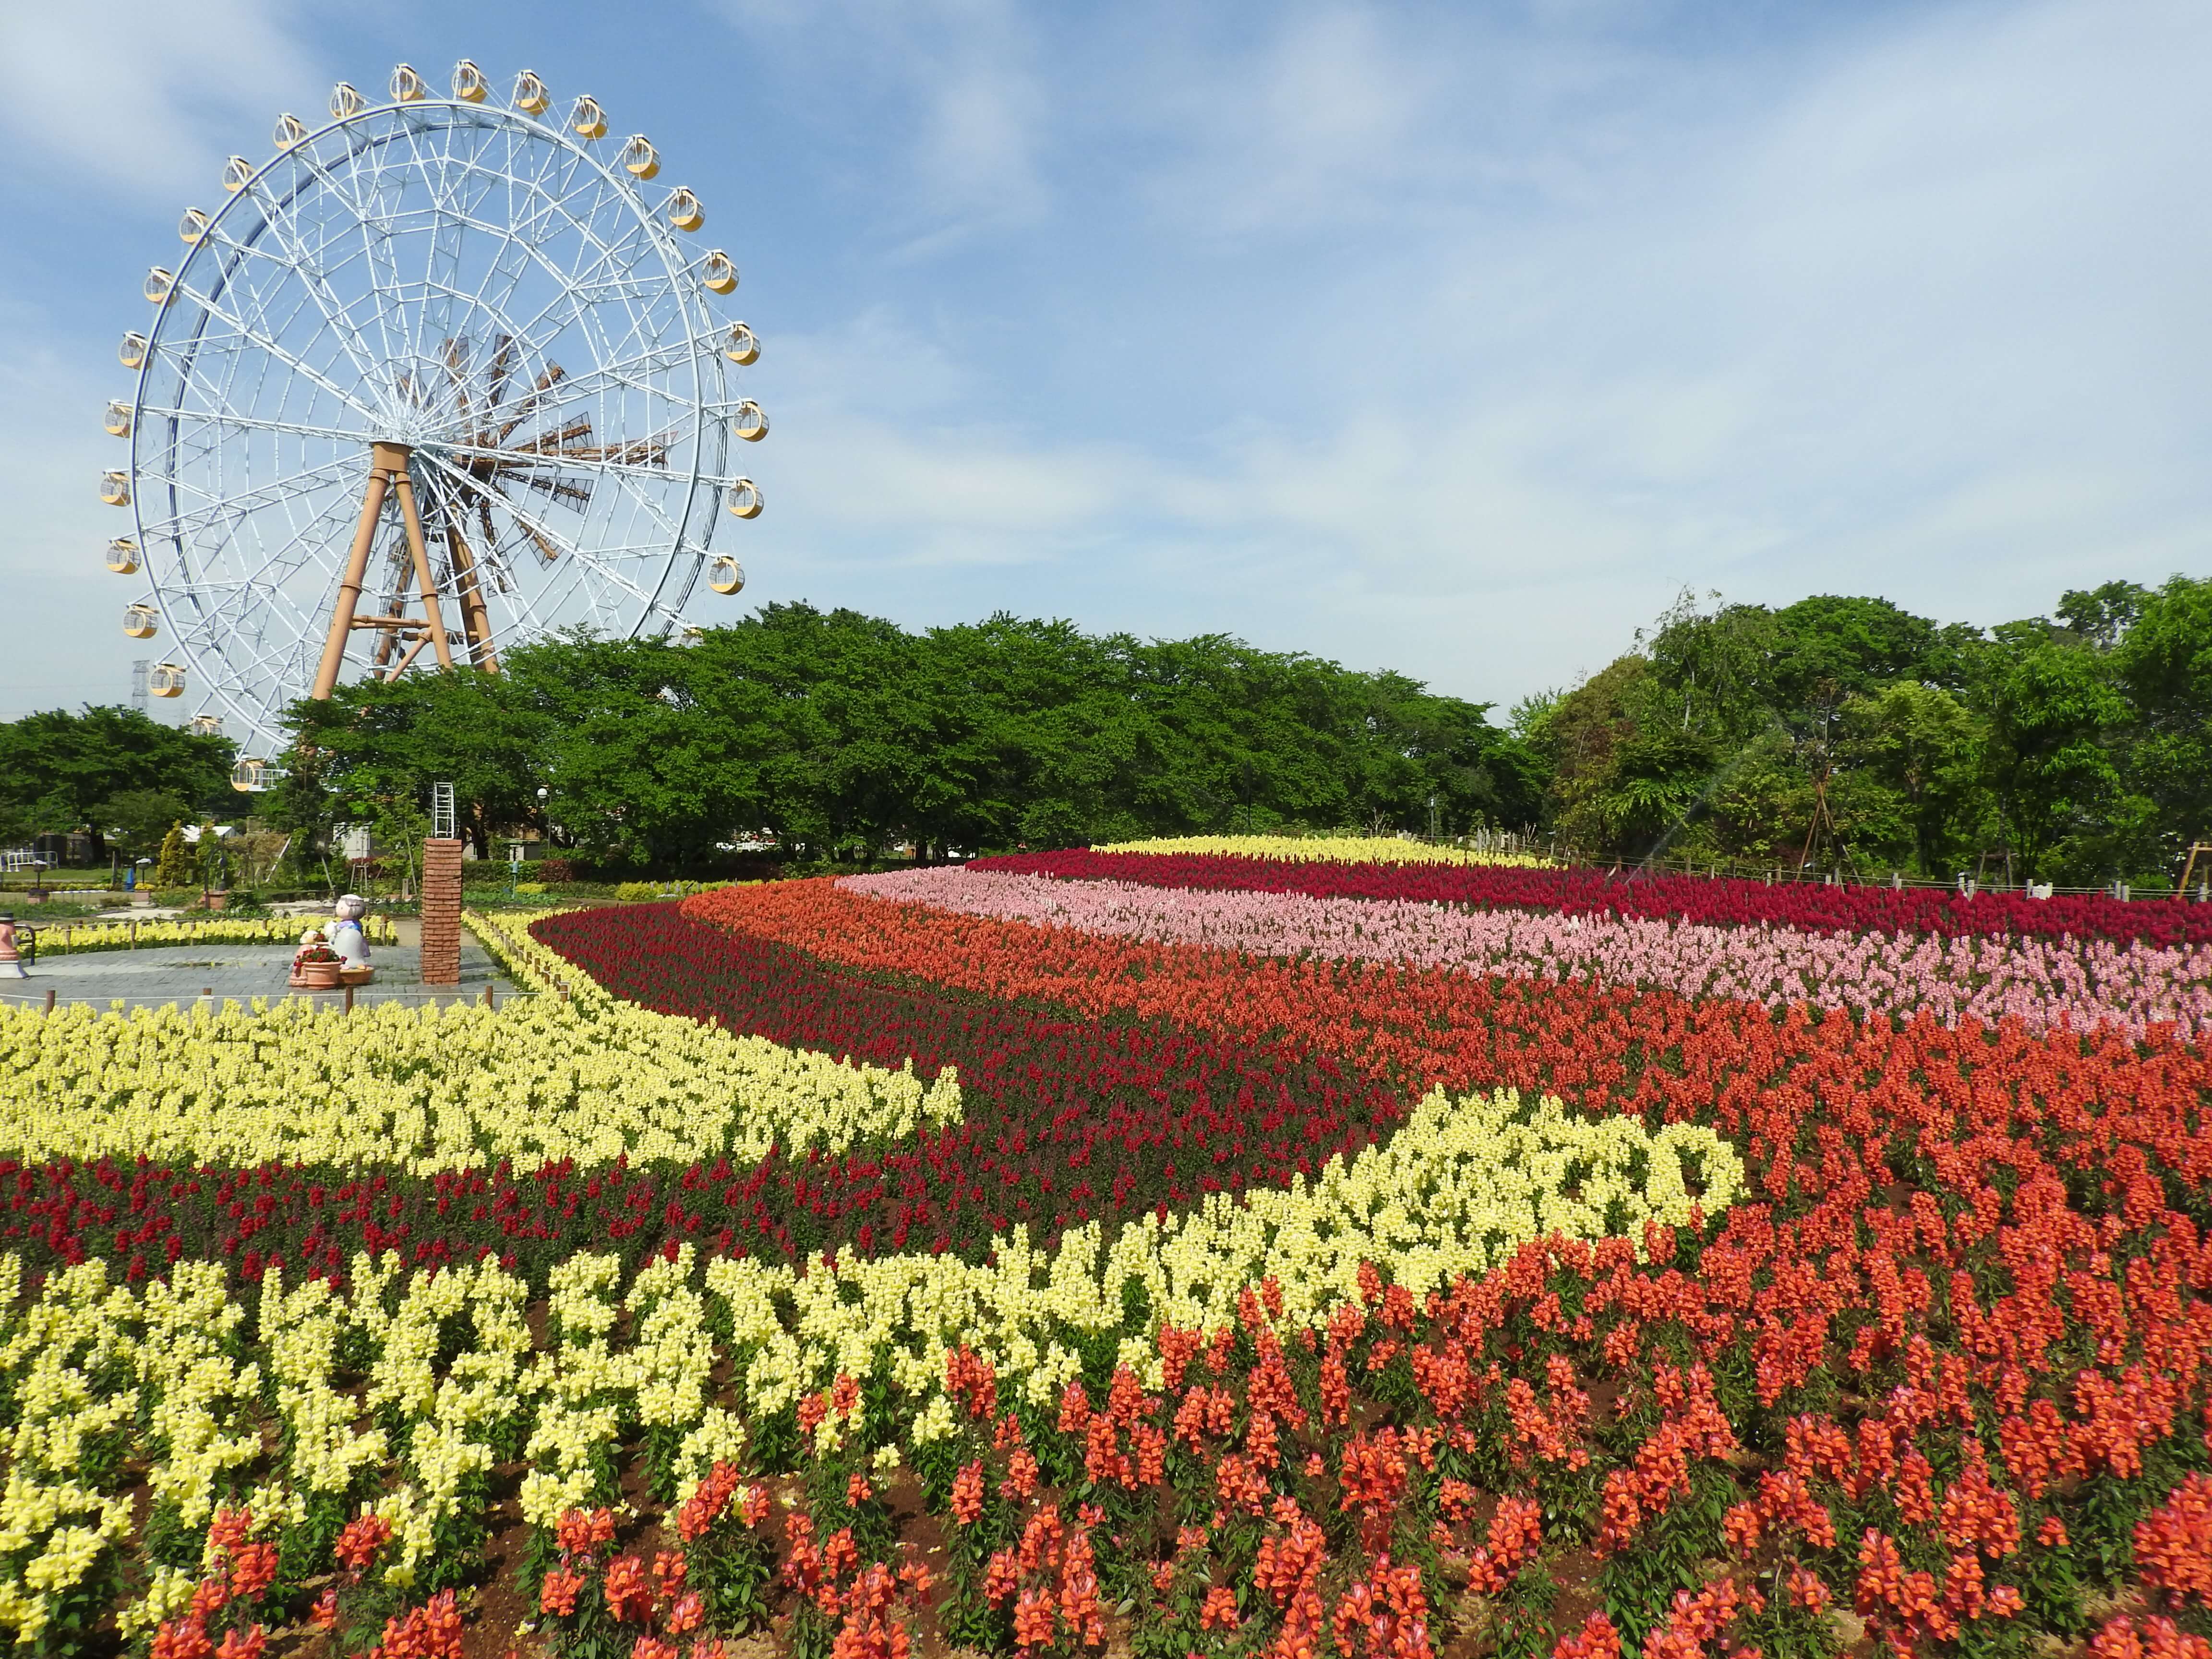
[420,838,464,985]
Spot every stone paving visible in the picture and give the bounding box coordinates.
[0,933,520,1013]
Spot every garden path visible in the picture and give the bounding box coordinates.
[0,934,517,1011]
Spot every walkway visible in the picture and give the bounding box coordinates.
[0,932,519,1013]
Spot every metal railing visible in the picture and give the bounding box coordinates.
[1,984,549,1014]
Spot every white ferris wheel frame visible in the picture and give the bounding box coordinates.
[110,71,762,752]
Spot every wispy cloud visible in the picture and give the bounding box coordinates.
[0,0,324,197]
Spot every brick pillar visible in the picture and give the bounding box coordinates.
[420,838,465,985]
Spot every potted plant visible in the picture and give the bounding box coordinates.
[291,942,344,990]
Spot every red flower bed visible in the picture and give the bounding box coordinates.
[679,879,2212,1121]
[974,848,2212,946]
[533,903,1395,1242]
[651,875,2212,1654]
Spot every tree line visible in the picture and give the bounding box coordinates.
[1515,576,2212,886]
[0,707,236,864]
[277,604,1545,868]
[4,577,2206,886]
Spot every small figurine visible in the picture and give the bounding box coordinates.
[330,893,374,979]
[0,915,24,980]
[331,894,375,984]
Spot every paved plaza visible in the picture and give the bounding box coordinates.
[0,931,519,1013]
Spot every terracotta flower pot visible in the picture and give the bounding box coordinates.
[298,961,343,990]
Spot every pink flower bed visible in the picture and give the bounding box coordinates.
[974,848,2212,946]
[846,867,2212,1040]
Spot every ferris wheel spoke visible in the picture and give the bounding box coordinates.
[497,212,663,356]
[167,277,385,422]
[411,136,610,348]
[193,165,408,415]
[416,467,571,647]
[206,210,389,403]
[141,451,361,541]
[294,137,421,380]
[464,335,714,436]
[419,448,664,616]
[231,490,373,602]
[136,404,373,445]
[467,144,609,324]
[439,443,703,488]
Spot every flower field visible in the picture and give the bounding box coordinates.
[0,849,2208,1659]
[1093,836,1551,869]
[852,866,2212,1040]
[979,848,2212,948]
[14,914,399,958]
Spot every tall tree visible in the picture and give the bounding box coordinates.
[2111,575,2212,875]
[1971,622,2135,881]
[0,707,234,857]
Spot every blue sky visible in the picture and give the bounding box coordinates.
[3,0,2207,723]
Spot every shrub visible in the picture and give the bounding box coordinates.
[614,881,658,903]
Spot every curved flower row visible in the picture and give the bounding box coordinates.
[19,911,399,957]
[679,879,2212,1122]
[1095,834,1551,868]
[849,866,2212,1039]
[525,902,1399,1258]
[0,1056,1735,1655]
[977,846,2212,946]
[0,939,962,1178]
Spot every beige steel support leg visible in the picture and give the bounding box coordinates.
[309,443,404,700]
[389,463,457,673]
[383,630,435,681]
[446,521,500,672]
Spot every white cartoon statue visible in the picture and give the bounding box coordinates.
[330,893,373,977]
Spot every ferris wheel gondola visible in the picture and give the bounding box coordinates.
[101,60,768,747]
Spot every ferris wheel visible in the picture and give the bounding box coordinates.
[101,60,767,757]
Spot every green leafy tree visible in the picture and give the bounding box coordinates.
[1974,622,2137,882]
[154,823,194,889]
[2056,580,2150,649]
[1835,682,1983,875]
[0,707,234,856]
[89,789,192,862]
[2110,575,2212,880]
[1767,594,1971,710]
[1523,657,1652,856]
[281,605,1540,868]
[285,669,546,859]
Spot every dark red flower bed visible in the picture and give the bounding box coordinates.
[534,902,1396,1241]
[974,848,2212,945]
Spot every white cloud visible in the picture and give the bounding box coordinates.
[0,0,325,197]
[718,0,2212,695]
